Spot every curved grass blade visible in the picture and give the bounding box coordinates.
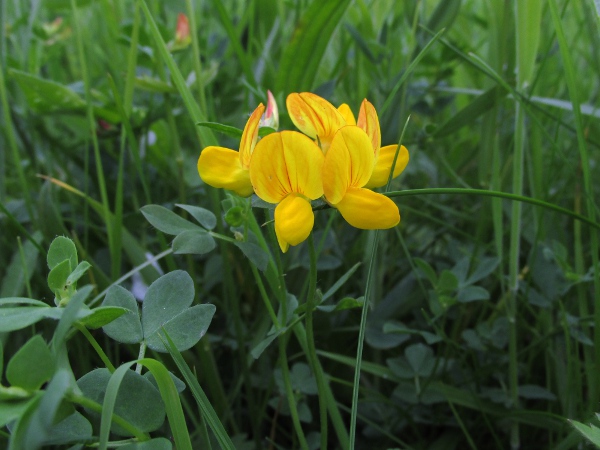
[160,330,236,450]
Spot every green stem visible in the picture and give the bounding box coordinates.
[135,341,147,374]
[305,233,328,449]
[74,323,116,373]
[251,264,280,329]
[348,229,380,449]
[0,65,35,223]
[278,335,308,449]
[374,188,599,231]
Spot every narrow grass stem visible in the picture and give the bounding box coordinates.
[305,233,328,449]
[349,229,380,449]
[74,323,116,373]
[251,264,280,329]
[278,334,309,449]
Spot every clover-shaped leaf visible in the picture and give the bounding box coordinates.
[102,285,143,344]
[142,270,215,352]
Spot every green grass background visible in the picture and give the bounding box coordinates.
[1,0,600,448]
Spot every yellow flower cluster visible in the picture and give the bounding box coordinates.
[197,92,409,253]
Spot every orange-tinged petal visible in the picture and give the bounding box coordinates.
[322,126,374,204]
[198,146,253,197]
[337,103,356,126]
[286,92,346,151]
[336,187,400,229]
[250,131,324,204]
[239,103,265,169]
[365,144,410,188]
[274,193,315,253]
[357,99,381,157]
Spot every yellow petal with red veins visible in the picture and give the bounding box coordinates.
[337,103,356,126]
[365,144,410,189]
[239,103,265,169]
[336,187,400,229]
[250,131,324,204]
[274,193,315,253]
[197,146,254,197]
[286,92,346,150]
[357,99,381,158]
[322,126,375,205]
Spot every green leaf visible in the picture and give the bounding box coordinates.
[457,285,490,303]
[172,230,217,255]
[176,204,217,230]
[47,236,78,270]
[251,330,284,359]
[321,262,361,301]
[142,271,216,352]
[414,258,437,284]
[196,122,243,138]
[6,335,54,391]
[47,259,72,295]
[141,205,202,235]
[570,420,600,446]
[0,306,63,332]
[8,69,86,114]
[437,270,458,293]
[78,306,129,329]
[517,385,556,401]
[224,206,245,227]
[78,368,166,436]
[66,261,92,285]
[234,241,269,272]
[276,0,351,92]
[258,127,276,137]
[145,304,216,352]
[405,343,436,377]
[0,297,49,307]
[45,412,93,446]
[102,285,143,344]
[0,394,41,428]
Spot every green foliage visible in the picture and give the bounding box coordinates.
[2,0,600,448]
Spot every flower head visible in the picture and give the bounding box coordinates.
[197,103,265,197]
[323,126,400,229]
[249,131,324,252]
[286,92,346,153]
[287,93,409,188]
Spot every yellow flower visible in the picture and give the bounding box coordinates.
[249,131,324,253]
[323,126,400,229]
[287,92,409,188]
[197,103,265,197]
[286,92,346,153]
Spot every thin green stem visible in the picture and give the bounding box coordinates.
[251,264,280,329]
[0,65,35,223]
[278,335,308,450]
[135,341,147,374]
[349,229,380,449]
[74,323,116,373]
[305,233,328,449]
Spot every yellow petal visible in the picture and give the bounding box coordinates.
[357,99,381,157]
[322,126,374,204]
[249,131,324,204]
[365,144,410,188]
[337,103,356,126]
[197,146,253,197]
[286,92,346,151]
[274,193,314,252]
[239,103,265,169]
[336,187,400,229]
